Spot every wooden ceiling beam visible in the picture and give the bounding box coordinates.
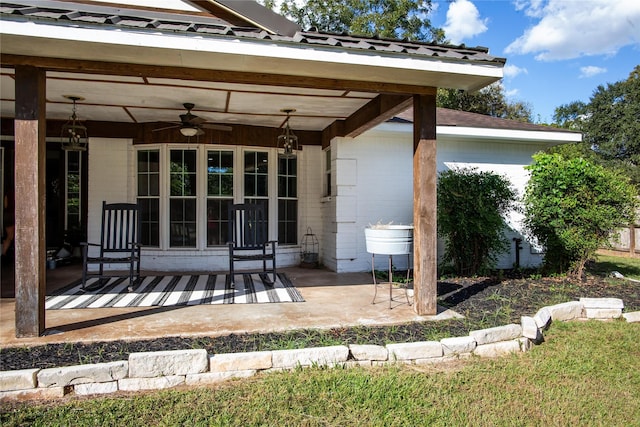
[321,93,416,146]
[1,54,438,96]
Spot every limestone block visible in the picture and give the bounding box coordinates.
[0,368,39,392]
[129,349,208,378]
[74,381,119,396]
[469,324,522,346]
[521,316,543,342]
[386,341,443,361]
[349,344,388,361]
[186,370,257,386]
[580,298,624,310]
[519,337,533,352]
[209,351,272,372]
[623,311,640,323]
[534,307,552,330]
[0,387,65,401]
[474,340,521,358]
[118,375,185,391]
[38,361,128,387]
[414,353,472,366]
[584,308,622,319]
[547,301,583,321]
[271,346,349,369]
[440,336,476,355]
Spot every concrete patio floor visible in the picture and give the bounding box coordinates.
[1,262,461,349]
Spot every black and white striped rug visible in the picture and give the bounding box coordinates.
[45,273,304,310]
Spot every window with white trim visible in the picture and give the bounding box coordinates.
[278,155,297,244]
[206,150,234,246]
[169,149,197,248]
[324,148,332,197]
[137,149,160,247]
[135,145,297,249]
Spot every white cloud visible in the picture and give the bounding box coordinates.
[505,0,640,61]
[505,88,520,98]
[579,66,607,78]
[503,64,528,79]
[443,0,488,45]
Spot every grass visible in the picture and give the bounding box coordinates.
[591,253,640,280]
[2,320,639,426]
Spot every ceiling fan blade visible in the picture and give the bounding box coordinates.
[196,128,205,136]
[201,123,232,131]
[153,124,180,132]
[181,113,206,125]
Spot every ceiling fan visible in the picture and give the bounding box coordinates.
[153,103,232,137]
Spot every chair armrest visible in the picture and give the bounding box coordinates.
[80,242,101,247]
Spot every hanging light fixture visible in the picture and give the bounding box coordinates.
[179,125,199,137]
[61,95,88,151]
[277,108,298,159]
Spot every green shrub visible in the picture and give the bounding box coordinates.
[524,153,638,278]
[437,167,518,276]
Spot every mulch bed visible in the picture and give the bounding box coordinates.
[1,274,638,372]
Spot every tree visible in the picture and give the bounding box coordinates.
[523,153,638,279]
[437,83,533,122]
[437,168,518,276]
[261,0,444,42]
[552,100,588,131]
[552,66,640,186]
[584,65,640,166]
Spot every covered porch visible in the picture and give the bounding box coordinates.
[0,263,460,348]
[0,0,504,338]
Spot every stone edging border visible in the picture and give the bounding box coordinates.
[1,297,639,401]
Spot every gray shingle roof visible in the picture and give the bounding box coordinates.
[0,0,505,65]
[394,108,581,134]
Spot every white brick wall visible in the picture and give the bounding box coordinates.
[327,124,553,273]
[86,138,133,267]
[86,123,554,274]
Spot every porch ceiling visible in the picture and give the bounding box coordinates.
[0,68,376,131]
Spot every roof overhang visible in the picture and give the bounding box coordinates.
[0,16,502,92]
[374,122,583,146]
[0,2,504,135]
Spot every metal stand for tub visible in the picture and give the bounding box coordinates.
[371,253,412,309]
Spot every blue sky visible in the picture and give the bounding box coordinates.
[430,0,640,122]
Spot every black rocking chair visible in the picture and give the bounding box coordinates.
[228,203,277,286]
[81,201,142,290]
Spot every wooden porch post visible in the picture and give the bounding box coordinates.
[14,65,47,337]
[412,94,437,315]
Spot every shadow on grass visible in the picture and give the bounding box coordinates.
[589,255,640,280]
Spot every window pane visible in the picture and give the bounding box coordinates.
[208,150,234,197]
[207,199,232,246]
[137,150,160,246]
[244,151,268,197]
[138,198,159,247]
[170,149,197,197]
[278,199,297,245]
[170,198,196,247]
[137,175,148,196]
[257,175,268,197]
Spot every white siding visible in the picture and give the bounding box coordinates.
[329,124,552,273]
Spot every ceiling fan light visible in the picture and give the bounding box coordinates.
[180,125,198,137]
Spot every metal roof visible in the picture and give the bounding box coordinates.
[0,0,505,66]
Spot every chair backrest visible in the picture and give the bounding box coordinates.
[228,203,268,250]
[100,201,140,252]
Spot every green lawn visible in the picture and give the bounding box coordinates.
[591,253,640,280]
[2,320,639,426]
